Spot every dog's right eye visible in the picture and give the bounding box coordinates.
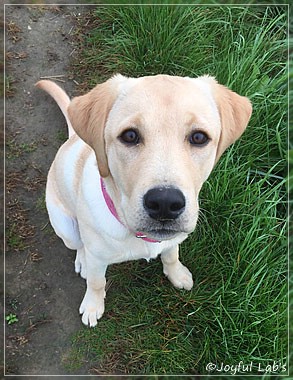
[119,129,140,145]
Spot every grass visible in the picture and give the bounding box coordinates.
[67,5,288,376]
[6,223,26,251]
[6,139,38,159]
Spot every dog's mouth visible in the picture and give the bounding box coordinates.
[126,209,197,242]
[132,215,194,241]
[137,227,185,241]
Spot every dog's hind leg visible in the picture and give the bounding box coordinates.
[46,197,83,251]
[47,195,87,279]
[75,246,87,279]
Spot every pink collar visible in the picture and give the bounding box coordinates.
[100,178,160,243]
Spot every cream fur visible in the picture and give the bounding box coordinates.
[36,74,252,327]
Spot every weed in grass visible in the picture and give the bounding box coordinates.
[68,5,287,375]
[6,313,18,325]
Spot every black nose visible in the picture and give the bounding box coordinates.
[143,187,186,221]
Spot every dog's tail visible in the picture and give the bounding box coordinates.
[35,80,75,138]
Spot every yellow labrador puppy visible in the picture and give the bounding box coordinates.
[36,74,252,327]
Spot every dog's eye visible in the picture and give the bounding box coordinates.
[189,131,209,146]
[119,129,140,145]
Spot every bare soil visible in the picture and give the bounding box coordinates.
[4,4,100,377]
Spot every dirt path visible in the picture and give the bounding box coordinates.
[4,4,97,376]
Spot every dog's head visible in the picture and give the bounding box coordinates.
[68,74,252,241]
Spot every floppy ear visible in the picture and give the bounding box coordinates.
[202,76,252,164]
[68,75,124,177]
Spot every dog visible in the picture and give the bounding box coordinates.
[36,74,252,327]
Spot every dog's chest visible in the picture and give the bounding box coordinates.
[108,237,165,264]
[131,241,164,262]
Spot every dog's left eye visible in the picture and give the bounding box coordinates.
[119,129,140,145]
[189,131,209,146]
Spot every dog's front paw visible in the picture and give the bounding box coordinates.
[163,262,193,290]
[79,289,105,327]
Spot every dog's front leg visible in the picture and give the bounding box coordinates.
[79,248,107,327]
[161,245,193,290]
